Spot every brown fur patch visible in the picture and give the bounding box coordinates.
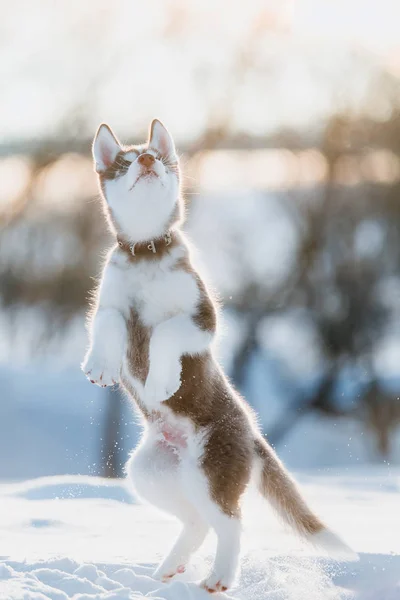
[174,255,217,334]
[192,277,217,333]
[202,412,253,517]
[101,150,138,181]
[126,307,151,386]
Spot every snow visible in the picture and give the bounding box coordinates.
[1,469,398,600]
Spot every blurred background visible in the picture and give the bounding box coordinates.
[1,0,400,480]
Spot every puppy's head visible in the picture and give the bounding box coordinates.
[93,119,181,241]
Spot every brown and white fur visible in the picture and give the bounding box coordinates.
[82,119,357,593]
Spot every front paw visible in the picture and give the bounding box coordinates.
[82,352,120,388]
[153,563,186,583]
[144,364,182,407]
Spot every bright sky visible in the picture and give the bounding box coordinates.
[293,0,400,54]
[1,0,399,144]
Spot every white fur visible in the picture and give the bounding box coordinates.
[126,418,205,584]
[82,257,132,384]
[93,125,121,172]
[105,156,179,242]
[149,119,177,162]
[310,529,359,562]
[82,308,126,385]
[153,519,209,581]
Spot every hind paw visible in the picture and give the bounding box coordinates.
[201,572,232,594]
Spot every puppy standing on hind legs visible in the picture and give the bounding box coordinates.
[82,118,358,593]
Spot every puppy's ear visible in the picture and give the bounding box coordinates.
[92,124,121,172]
[149,119,177,160]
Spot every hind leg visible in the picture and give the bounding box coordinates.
[126,437,209,581]
[201,510,241,593]
[153,513,209,582]
[180,464,247,592]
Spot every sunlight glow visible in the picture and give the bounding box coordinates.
[1,1,398,142]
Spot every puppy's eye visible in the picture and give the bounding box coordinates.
[114,157,132,172]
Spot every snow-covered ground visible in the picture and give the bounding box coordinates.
[1,468,398,600]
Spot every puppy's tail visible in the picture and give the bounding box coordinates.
[254,437,358,562]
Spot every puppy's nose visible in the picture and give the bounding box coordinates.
[138,153,155,168]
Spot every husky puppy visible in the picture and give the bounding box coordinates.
[82,119,356,593]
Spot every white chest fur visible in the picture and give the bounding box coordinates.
[133,265,198,326]
[103,247,199,328]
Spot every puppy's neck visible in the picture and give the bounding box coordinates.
[116,229,180,261]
